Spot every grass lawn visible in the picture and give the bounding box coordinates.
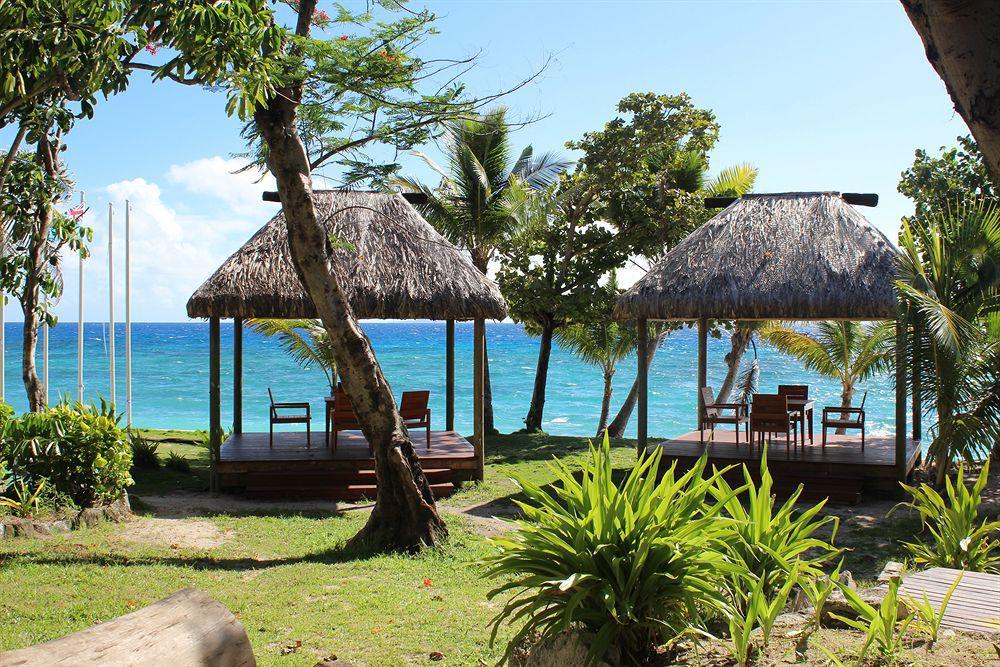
[1,430,996,665]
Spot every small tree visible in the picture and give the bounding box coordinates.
[248,319,338,393]
[553,273,638,437]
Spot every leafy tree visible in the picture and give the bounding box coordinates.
[896,201,1000,484]
[248,319,338,393]
[497,180,629,432]
[396,107,569,433]
[553,272,638,437]
[760,322,893,432]
[898,135,995,220]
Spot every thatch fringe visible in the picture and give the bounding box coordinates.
[614,192,902,321]
[187,191,507,321]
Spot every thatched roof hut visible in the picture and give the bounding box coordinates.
[614,192,902,321]
[187,190,506,321]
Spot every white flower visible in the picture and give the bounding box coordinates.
[959,537,971,552]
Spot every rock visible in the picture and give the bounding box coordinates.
[31,521,52,536]
[878,561,904,583]
[74,508,103,529]
[313,661,352,667]
[49,520,72,534]
[773,611,811,630]
[522,630,611,667]
[103,495,132,522]
[10,519,39,538]
[822,584,908,626]
[0,522,6,540]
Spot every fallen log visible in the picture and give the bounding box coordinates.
[0,588,255,667]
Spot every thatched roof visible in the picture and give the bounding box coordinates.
[614,192,902,321]
[187,190,507,321]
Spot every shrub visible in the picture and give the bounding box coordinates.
[829,576,913,665]
[894,460,1000,573]
[711,452,841,597]
[726,565,802,667]
[130,434,161,469]
[0,402,13,424]
[0,401,133,506]
[165,451,191,473]
[0,474,46,518]
[485,436,733,665]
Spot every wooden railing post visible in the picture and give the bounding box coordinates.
[233,318,243,434]
[895,312,908,488]
[209,317,221,492]
[446,319,455,432]
[637,319,648,455]
[473,318,485,481]
[697,318,708,425]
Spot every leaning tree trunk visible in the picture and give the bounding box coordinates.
[19,137,57,412]
[596,367,614,438]
[902,0,1000,186]
[606,328,668,438]
[715,325,753,404]
[254,64,444,551]
[523,319,556,433]
[470,248,498,434]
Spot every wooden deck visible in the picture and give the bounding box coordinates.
[650,429,922,503]
[901,568,1000,634]
[216,430,476,500]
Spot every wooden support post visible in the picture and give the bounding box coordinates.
[895,313,908,488]
[637,319,648,456]
[446,319,455,432]
[697,318,708,424]
[233,318,243,434]
[473,317,485,481]
[911,318,921,443]
[209,317,221,492]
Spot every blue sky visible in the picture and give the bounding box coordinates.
[1,0,970,322]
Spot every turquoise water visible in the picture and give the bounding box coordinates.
[0,322,903,439]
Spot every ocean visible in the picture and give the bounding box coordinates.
[0,321,904,439]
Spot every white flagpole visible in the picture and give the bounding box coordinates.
[108,203,115,409]
[43,321,48,405]
[0,203,5,405]
[78,193,85,404]
[125,200,132,427]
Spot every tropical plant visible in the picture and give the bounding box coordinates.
[760,321,893,431]
[895,200,1000,482]
[553,272,638,437]
[0,476,47,518]
[248,319,338,392]
[829,576,914,665]
[799,560,844,631]
[129,433,160,470]
[725,566,802,667]
[710,453,841,598]
[894,461,1000,573]
[905,570,962,649]
[164,451,191,474]
[485,437,735,665]
[0,400,132,506]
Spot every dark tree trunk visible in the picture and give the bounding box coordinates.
[596,367,614,438]
[523,319,555,432]
[606,328,668,438]
[20,136,57,412]
[715,325,753,404]
[253,9,445,550]
[902,0,1000,186]
[470,247,498,434]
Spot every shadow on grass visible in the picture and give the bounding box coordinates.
[483,432,639,466]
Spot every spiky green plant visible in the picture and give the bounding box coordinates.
[894,461,1000,573]
[905,570,963,649]
[830,576,914,665]
[0,477,46,518]
[710,453,842,598]
[726,566,802,667]
[485,436,735,665]
[247,318,338,392]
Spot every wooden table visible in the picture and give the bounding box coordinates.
[787,397,815,444]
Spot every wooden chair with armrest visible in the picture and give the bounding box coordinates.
[699,385,749,444]
[268,387,311,448]
[778,384,809,444]
[822,391,867,449]
[400,390,432,450]
[749,393,793,448]
[330,386,368,454]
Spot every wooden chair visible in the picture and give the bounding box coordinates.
[778,384,809,444]
[699,386,749,444]
[822,391,867,449]
[749,393,793,448]
[400,390,432,450]
[330,387,367,453]
[268,388,311,448]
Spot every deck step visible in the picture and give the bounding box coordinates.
[771,476,864,505]
[244,468,453,489]
[247,482,456,501]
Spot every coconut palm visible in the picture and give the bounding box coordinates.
[397,107,571,433]
[553,273,638,437]
[896,200,1000,484]
[760,321,894,432]
[247,319,338,393]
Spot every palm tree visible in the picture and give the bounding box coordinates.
[896,200,1000,484]
[760,321,893,432]
[553,273,638,437]
[247,319,338,393]
[397,107,570,433]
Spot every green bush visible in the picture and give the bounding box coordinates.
[485,436,733,665]
[0,402,13,424]
[164,451,191,473]
[129,433,161,470]
[0,401,133,506]
[894,460,1000,573]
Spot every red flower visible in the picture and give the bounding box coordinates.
[313,8,329,22]
[144,43,159,56]
[422,579,433,588]
[339,34,349,41]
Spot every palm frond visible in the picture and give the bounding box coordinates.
[706,163,758,197]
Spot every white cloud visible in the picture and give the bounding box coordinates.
[166,156,275,219]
